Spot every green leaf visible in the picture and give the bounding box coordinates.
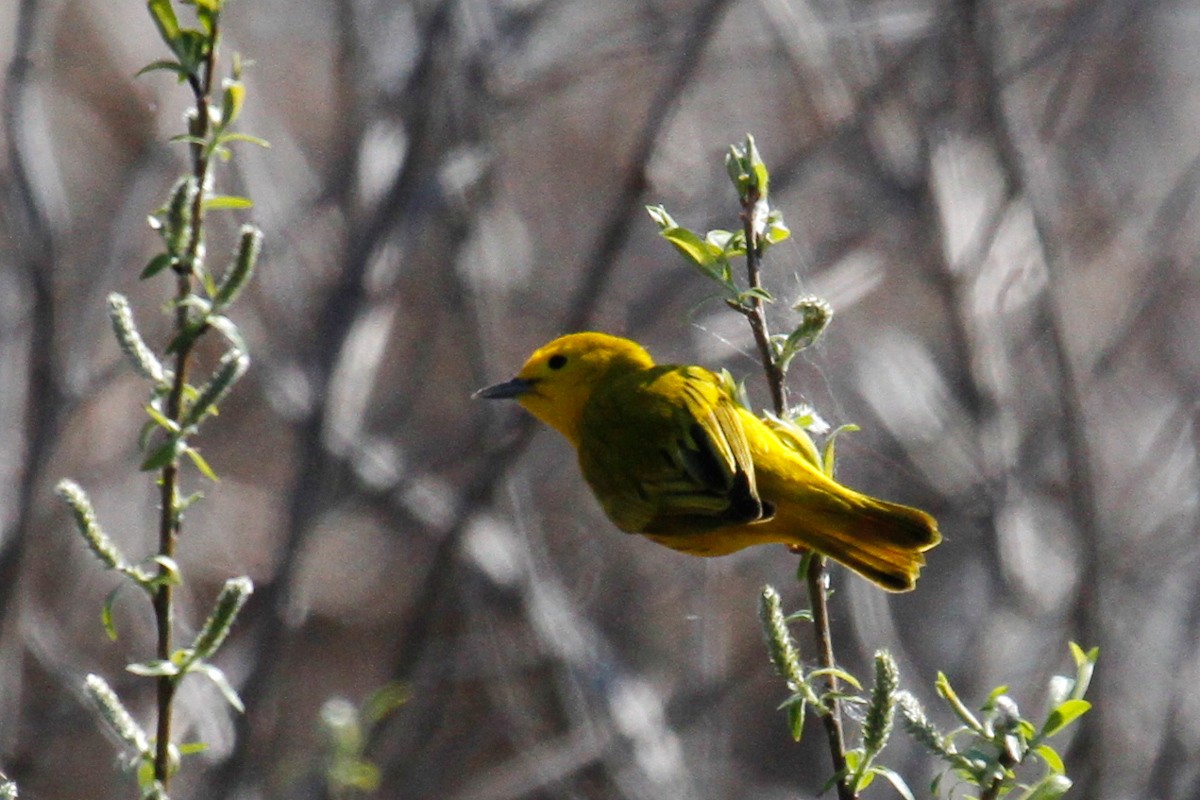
[150,555,183,586]
[178,742,210,756]
[140,252,176,280]
[1068,642,1098,700]
[1019,774,1072,800]
[706,228,746,258]
[1041,699,1091,738]
[873,766,916,800]
[220,79,245,128]
[146,0,181,48]
[127,659,181,677]
[795,549,815,584]
[1035,743,1065,774]
[663,227,724,271]
[185,447,220,482]
[764,211,791,244]
[363,682,411,724]
[135,60,189,80]
[738,286,774,303]
[810,667,862,690]
[984,684,1011,706]
[194,662,245,712]
[141,437,184,471]
[217,131,271,148]
[171,29,208,74]
[102,585,123,641]
[196,4,217,34]
[787,697,806,742]
[145,404,180,433]
[204,195,254,211]
[169,134,208,146]
[854,770,875,792]
[784,609,813,623]
[821,424,859,478]
[937,672,985,733]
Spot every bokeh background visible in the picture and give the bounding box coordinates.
[2,0,1199,798]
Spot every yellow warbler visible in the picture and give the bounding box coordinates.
[476,332,940,591]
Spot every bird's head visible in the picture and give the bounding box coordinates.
[475,332,654,445]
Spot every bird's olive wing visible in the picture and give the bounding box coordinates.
[578,366,769,533]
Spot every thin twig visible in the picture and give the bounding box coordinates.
[733,186,853,800]
[152,13,221,789]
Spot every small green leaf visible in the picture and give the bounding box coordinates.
[738,286,774,303]
[854,770,875,792]
[764,211,791,244]
[145,404,180,433]
[706,228,746,258]
[179,742,210,756]
[140,252,176,281]
[1041,699,1091,738]
[102,585,123,641]
[810,667,862,690]
[204,195,254,211]
[141,437,184,471]
[219,78,245,128]
[150,555,182,586]
[795,549,816,584]
[217,131,271,148]
[1035,743,1065,774]
[937,672,985,733]
[664,228,724,272]
[169,134,208,146]
[194,662,245,712]
[127,659,181,677]
[821,424,859,478]
[185,447,220,482]
[873,766,916,800]
[1020,774,1072,800]
[146,0,181,47]
[783,609,813,623]
[363,683,411,724]
[171,29,208,74]
[787,697,806,741]
[136,60,189,80]
[984,684,1011,706]
[1068,642,1098,700]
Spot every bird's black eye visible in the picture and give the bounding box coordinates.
[548,354,567,370]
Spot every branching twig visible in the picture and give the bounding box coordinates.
[728,149,853,800]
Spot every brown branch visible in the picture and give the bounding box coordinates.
[151,9,222,787]
[732,184,852,800]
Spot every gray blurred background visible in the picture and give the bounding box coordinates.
[2,0,1199,798]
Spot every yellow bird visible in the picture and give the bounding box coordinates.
[476,332,940,591]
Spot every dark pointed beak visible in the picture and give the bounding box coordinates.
[473,377,535,400]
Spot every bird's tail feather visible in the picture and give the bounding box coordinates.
[765,492,940,592]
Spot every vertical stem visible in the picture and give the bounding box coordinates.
[738,189,853,800]
[739,196,787,414]
[807,556,852,799]
[152,15,220,790]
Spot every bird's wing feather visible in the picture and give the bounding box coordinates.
[578,366,767,533]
